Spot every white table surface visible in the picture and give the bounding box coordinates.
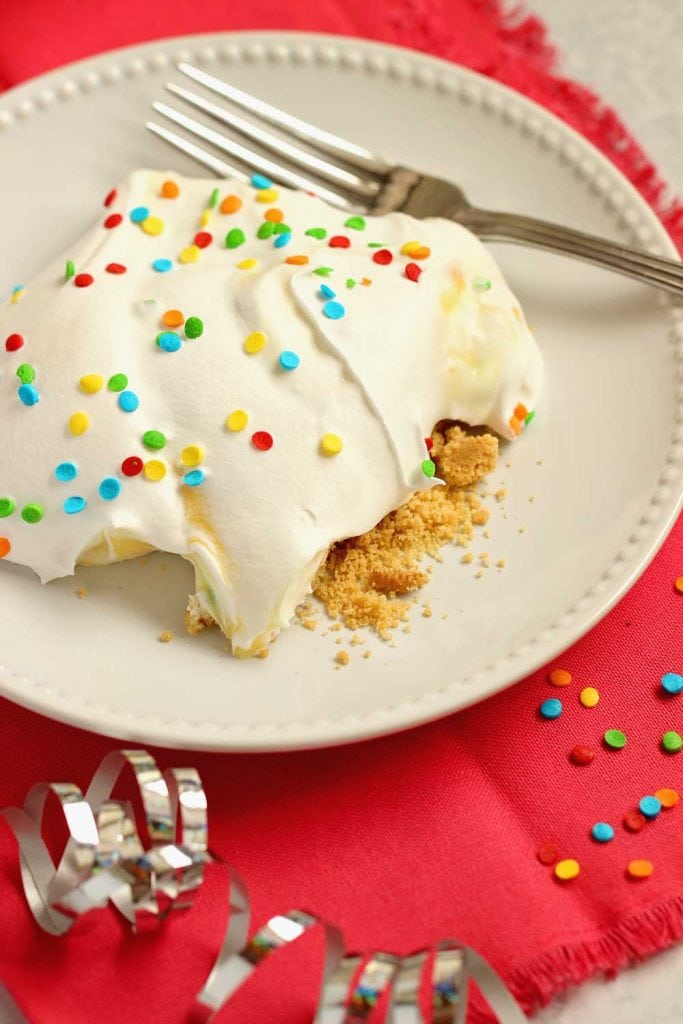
[530,5,681,1021]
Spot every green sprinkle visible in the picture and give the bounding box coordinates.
[65,259,75,282]
[16,364,35,384]
[422,459,436,478]
[185,316,204,339]
[524,410,536,426]
[21,502,44,524]
[273,223,291,235]
[225,228,246,249]
[107,373,128,392]
[209,188,220,209]
[662,730,682,753]
[345,216,366,231]
[473,277,492,292]
[346,278,356,289]
[142,430,166,450]
[305,227,327,240]
[367,242,386,248]
[0,497,16,518]
[257,222,275,240]
[604,729,627,749]
[313,267,334,277]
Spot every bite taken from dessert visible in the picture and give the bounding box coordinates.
[0,170,542,656]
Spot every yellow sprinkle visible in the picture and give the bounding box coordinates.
[199,209,212,228]
[244,330,267,354]
[256,188,279,203]
[320,433,343,457]
[180,444,204,467]
[144,460,167,482]
[579,686,600,708]
[237,258,258,270]
[79,374,104,394]
[179,244,200,264]
[554,859,580,881]
[68,411,90,436]
[401,240,421,255]
[10,288,24,304]
[141,216,164,236]
[226,409,248,432]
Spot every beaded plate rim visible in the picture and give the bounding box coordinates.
[0,30,681,750]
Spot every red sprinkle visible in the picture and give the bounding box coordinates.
[623,809,647,833]
[570,745,596,766]
[105,263,127,274]
[372,248,393,265]
[103,188,117,208]
[405,262,421,281]
[424,437,433,452]
[251,431,273,451]
[329,235,351,249]
[121,457,144,477]
[194,231,213,249]
[104,213,123,229]
[537,842,560,866]
[74,273,94,288]
[5,333,24,352]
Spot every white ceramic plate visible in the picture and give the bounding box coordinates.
[0,32,680,751]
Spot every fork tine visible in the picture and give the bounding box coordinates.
[151,101,359,210]
[146,121,249,180]
[177,62,391,176]
[166,82,380,200]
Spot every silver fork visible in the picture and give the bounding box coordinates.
[146,62,683,296]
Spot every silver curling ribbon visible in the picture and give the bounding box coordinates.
[1,751,526,1023]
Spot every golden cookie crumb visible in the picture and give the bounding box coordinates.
[336,650,350,666]
[461,552,474,564]
[497,559,507,569]
[256,646,270,659]
[475,569,484,579]
[363,650,372,659]
[479,553,490,568]
[75,587,88,599]
[422,603,432,618]
[158,630,173,643]
[495,487,507,503]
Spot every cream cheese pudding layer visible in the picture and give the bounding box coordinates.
[0,170,542,655]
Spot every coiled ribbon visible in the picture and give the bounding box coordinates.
[0,750,526,1023]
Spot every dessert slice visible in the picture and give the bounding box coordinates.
[0,170,542,656]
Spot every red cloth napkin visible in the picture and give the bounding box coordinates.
[1,3,682,1022]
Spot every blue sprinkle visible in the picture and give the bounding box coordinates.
[130,206,149,223]
[279,350,300,371]
[540,697,562,720]
[251,173,272,190]
[99,477,121,501]
[274,232,291,249]
[18,384,40,406]
[319,284,336,299]
[157,331,182,353]
[322,300,345,320]
[64,496,86,515]
[55,462,78,483]
[661,672,683,695]
[118,390,139,412]
[152,258,173,273]
[591,822,614,843]
[183,469,205,487]
[639,795,661,819]
[12,284,24,294]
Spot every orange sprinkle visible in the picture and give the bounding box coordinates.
[655,788,679,808]
[549,668,572,687]
[220,194,242,214]
[161,180,179,198]
[264,208,284,223]
[285,255,309,265]
[627,859,654,879]
[675,576,683,594]
[361,277,372,286]
[411,245,431,260]
[514,403,529,420]
[162,309,184,328]
[509,416,522,436]
[0,537,10,559]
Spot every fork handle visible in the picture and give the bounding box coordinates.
[460,208,683,295]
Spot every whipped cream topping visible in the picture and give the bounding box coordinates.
[0,170,542,654]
